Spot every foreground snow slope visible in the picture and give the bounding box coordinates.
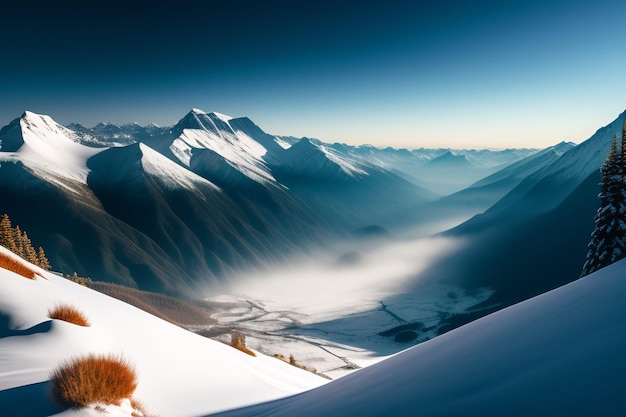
[0,247,325,417]
[211,258,626,417]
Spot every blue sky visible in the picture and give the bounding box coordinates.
[1,0,625,148]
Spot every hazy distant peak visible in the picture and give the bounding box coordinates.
[424,150,471,167]
[292,137,316,148]
[550,141,576,155]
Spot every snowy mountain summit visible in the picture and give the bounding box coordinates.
[0,111,103,184]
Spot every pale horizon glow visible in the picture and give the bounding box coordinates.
[1,1,625,149]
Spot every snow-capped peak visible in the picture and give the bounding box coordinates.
[0,111,104,186]
[210,111,234,122]
[171,110,278,185]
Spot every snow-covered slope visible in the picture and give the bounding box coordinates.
[211,258,626,417]
[170,109,278,186]
[277,138,368,180]
[0,112,103,186]
[0,247,326,417]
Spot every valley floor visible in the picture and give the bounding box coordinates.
[202,285,492,379]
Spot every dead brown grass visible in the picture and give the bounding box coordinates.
[0,251,36,279]
[48,304,91,327]
[230,331,256,357]
[89,281,215,327]
[50,354,138,407]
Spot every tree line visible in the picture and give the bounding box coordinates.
[0,213,51,270]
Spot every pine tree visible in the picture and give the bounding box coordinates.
[0,214,17,253]
[37,247,51,270]
[581,128,626,276]
[13,225,25,257]
[22,232,38,264]
[0,214,51,269]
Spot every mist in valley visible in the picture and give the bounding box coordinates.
[202,221,494,378]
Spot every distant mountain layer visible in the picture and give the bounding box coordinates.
[415,110,626,306]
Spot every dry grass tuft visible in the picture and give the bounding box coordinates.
[0,251,36,279]
[48,304,91,327]
[230,331,256,356]
[50,354,138,407]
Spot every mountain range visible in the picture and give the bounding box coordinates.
[0,107,622,312]
[0,109,443,294]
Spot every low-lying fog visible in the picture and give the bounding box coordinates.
[225,236,464,315]
[202,231,493,379]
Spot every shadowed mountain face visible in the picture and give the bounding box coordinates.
[417,141,576,227]
[414,111,626,306]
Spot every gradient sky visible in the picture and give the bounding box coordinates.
[1,0,625,148]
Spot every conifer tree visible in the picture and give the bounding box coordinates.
[0,213,51,269]
[14,225,25,257]
[22,232,38,264]
[582,124,626,276]
[37,247,51,270]
[0,214,17,253]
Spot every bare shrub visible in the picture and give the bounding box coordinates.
[230,331,256,356]
[48,304,91,327]
[50,354,138,407]
[0,251,36,279]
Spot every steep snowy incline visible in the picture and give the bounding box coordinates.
[211,258,626,417]
[0,112,103,185]
[0,247,326,417]
[170,109,278,185]
[277,138,368,180]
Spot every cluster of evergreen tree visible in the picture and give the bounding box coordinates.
[0,214,51,270]
[581,119,626,276]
